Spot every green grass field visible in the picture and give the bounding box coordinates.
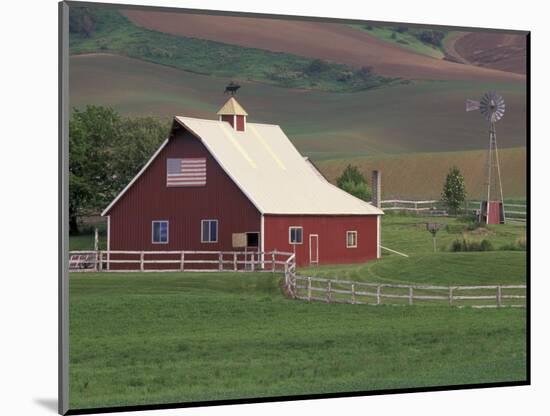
[70,272,526,409]
[69,214,527,409]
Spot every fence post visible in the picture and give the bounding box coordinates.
[284,263,289,288]
[251,253,255,271]
[272,251,275,272]
[307,277,312,302]
[219,252,223,271]
[180,252,185,271]
[140,251,144,272]
[409,287,413,305]
[233,253,237,271]
[497,286,502,307]
[449,287,454,305]
[376,285,381,305]
[351,284,356,304]
[98,251,103,272]
[327,280,332,303]
[95,250,100,272]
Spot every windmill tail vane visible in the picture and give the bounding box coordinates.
[466,99,480,112]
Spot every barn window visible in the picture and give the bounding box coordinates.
[201,219,218,243]
[152,221,169,244]
[166,158,206,187]
[289,226,303,244]
[347,231,357,248]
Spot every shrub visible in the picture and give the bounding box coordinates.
[364,25,373,30]
[304,59,331,75]
[480,240,493,251]
[356,66,374,80]
[499,237,527,251]
[441,166,466,215]
[391,32,397,40]
[415,30,445,47]
[396,26,409,33]
[449,238,493,252]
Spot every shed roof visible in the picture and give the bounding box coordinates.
[216,97,248,116]
[174,116,383,216]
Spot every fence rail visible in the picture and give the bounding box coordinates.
[380,200,527,222]
[69,249,296,274]
[289,275,526,308]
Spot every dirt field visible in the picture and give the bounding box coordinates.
[444,31,527,74]
[121,10,524,83]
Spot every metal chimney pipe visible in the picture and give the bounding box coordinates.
[372,170,381,208]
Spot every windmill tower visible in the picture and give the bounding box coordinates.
[466,92,506,224]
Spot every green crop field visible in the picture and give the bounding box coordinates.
[69,214,527,409]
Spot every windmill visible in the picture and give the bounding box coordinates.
[466,92,506,224]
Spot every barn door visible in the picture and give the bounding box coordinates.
[309,234,319,264]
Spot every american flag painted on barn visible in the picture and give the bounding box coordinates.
[166,158,206,187]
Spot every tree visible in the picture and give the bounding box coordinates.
[336,165,371,202]
[441,166,466,215]
[69,106,168,234]
[69,7,97,37]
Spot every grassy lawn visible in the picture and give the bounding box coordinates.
[70,272,526,409]
[302,214,526,286]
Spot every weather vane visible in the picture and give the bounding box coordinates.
[224,81,241,96]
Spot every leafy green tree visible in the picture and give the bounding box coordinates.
[69,106,168,234]
[336,165,372,202]
[441,166,466,215]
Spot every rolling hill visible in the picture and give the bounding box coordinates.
[122,9,525,82]
[444,32,527,74]
[317,147,526,199]
[70,53,527,159]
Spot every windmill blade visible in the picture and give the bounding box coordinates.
[479,91,505,122]
[466,99,480,112]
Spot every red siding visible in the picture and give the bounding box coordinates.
[221,114,234,128]
[236,115,245,131]
[108,129,261,252]
[264,215,379,267]
[487,201,502,224]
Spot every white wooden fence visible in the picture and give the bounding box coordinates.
[69,249,296,275]
[381,199,527,222]
[289,275,526,308]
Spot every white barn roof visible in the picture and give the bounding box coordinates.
[175,116,383,216]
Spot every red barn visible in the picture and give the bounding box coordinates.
[102,97,383,267]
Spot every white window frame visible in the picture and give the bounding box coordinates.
[289,226,303,245]
[201,219,219,243]
[346,231,358,248]
[152,220,169,244]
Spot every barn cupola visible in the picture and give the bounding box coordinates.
[217,97,248,132]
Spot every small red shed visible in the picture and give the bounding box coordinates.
[102,98,383,267]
